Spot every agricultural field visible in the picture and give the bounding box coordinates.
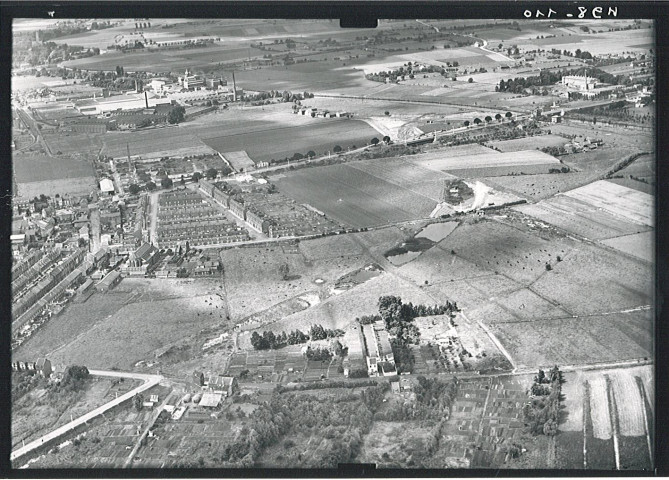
[407,148,561,177]
[557,366,653,471]
[482,171,596,200]
[13,153,95,183]
[202,119,380,163]
[488,134,569,152]
[220,242,370,323]
[271,163,439,228]
[562,180,653,227]
[101,128,216,160]
[14,278,230,371]
[15,176,97,198]
[42,131,103,156]
[600,231,654,264]
[514,194,653,240]
[12,374,141,449]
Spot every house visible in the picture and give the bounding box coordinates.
[36,358,52,377]
[362,322,396,377]
[124,242,159,275]
[150,394,159,403]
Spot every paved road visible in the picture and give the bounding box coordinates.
[10,370,163,463]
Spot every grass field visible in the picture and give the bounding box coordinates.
[482,171,595,200]
[202,119,379,163]
[599,231,654,263]
[13,153,95,183]
[16,176,97,198]
[14,278,229,370]
[489,135,569,152]
[272,163,438,228]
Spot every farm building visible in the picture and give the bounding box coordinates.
[206,375,238,396]
[343,323,368,377]
[199,392,223,408]
[99,178,115,194]
[561,74,598,91]
[35,358,52,377]
[95,270,122,292]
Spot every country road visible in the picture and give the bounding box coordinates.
[11,370,163,463]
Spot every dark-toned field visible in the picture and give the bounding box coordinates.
[13,153,95,183]
[202,119,379,163]
[271,163,438,227]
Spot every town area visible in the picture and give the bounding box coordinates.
[11,17,655,470]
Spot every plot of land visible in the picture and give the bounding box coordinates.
[600,231,654,263]
[489,310,652,368]
[221,151,254,171]
[563,180,653,227]
[203,119,378,164]
[15,279,229,370]
[407,149,561,177]
[487,171,578,199]
[272,163,438,228]
[609,372,646,437]
[488,134,569,152]
[102,128,216,159]
[16,176,97,198]
[588,376,612,440]
[13,153,94,183]
[514,194,652,240]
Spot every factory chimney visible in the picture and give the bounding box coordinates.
[232,71,237,102]
[144,91,149,109]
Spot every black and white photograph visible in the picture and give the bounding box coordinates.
[8,11,657,471]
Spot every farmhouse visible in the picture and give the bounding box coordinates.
[561,74,598,91]
[206,375,238,396]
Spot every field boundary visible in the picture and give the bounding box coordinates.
[606,375,621,470]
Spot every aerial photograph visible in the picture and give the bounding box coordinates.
[10,17,654,470]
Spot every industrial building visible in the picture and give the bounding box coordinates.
[95,270,122,292]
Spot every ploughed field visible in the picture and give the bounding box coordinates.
[271,163,440,228]
[202,119,379,164]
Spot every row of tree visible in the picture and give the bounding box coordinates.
[249,324,344,350]
[522,366,563,436]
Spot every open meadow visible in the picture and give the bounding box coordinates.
[13,153,95,183]
[14,278,229,371]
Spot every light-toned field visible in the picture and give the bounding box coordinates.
[221,242,370,322]
[530,240,652,316]
[14,278,229,370]
[600,231,654,263]
[563,180,653,227]
[221,151,255,171]
[588,376,612,440]
[514,194,652,240]
[517,28,654,55]
[264,271,437,333]
[16,176,97,198]
[610,372,646,437]
[407,149,560,175]
[102,128,216,159]
[488,134,569,152]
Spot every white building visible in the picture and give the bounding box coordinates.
[561,74,598,91]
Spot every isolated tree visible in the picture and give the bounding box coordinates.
[468,77,474,83]
[333,145,342,153]
[473,118,482,125]
[115,65,123,77]
[370,137,380,146]
[161,177,173,189]
[191,172,202,183]
[485,115,493,123]
[146,181,156,191]
[133,393,144,411]
[495,113,502,122]
[464,120,470,127]
[180,175,186,186]
[167,106,186,124]
[382,135,391,144]
[128,183,140,195]
[279,263,290,280]
[505,111,513,119]
[384,111,390,116]
[306,150,316,158]
[206,168,218,180]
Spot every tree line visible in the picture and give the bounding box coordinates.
[522,366,563,436]
[250,324,344,350]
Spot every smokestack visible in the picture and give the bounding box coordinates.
[232,71,237,102]
[145,91,149,109]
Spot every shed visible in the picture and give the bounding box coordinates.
[199,392,223,408]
